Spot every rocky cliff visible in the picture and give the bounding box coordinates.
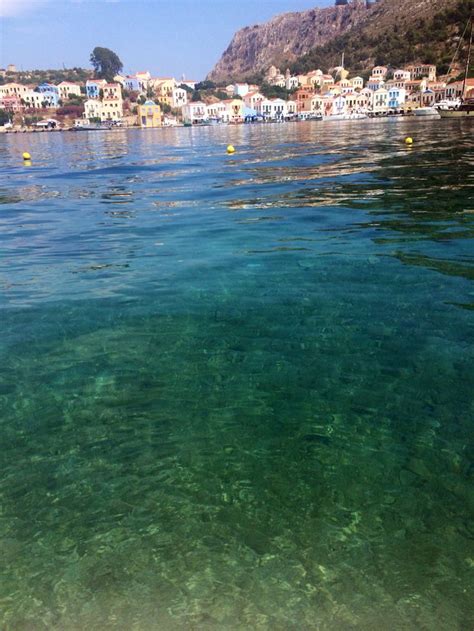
[208,0,468,83]
[208,1,372,82]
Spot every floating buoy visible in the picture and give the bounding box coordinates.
[404,137,413,145]
[22,152,31,160]
[226,144,235,154]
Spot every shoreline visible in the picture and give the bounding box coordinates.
[0,114,450,136]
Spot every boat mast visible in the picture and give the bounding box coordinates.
[461,13,473,100]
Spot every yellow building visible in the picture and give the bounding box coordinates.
[137,100,162,127]
[150,78,176,106]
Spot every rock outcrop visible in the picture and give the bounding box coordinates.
[207,0,465,83]
[208,1,371,82]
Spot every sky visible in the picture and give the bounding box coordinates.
[0,0,329,80]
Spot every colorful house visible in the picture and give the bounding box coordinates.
[351,76,364,90]
[86,79,107,99]
[103,83,122,100]
[0,94,23,113]
[0,82,30,99]
[57,81,82,100]
[137,100,162,127]
[405,64,436,81]
[243,91,265,110]
[371,87,389,114]
[182,102,208,124]
[172,87,187,108]
[387,86,406,110]
[222,99,244,123]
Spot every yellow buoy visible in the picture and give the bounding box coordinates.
[404,137,413,145]
[22,152,31,160]
[226,145,235,154]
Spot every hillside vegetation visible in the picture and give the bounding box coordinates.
[292,0,473,76]
[208,0,473,82]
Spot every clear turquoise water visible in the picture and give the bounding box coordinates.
[0,120,473,630]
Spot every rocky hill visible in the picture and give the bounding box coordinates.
[207,0,471,83]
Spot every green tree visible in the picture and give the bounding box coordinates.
[90,47,123,81]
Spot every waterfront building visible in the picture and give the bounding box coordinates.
[137,100,162,127]
[57,81,82,100]
[387,86,406,110]
[294,87,315,112]
[222,99,244,123]
[286,99,297,116]
[444,78,474,99]
[371,87,389,114]
[332,94,347,115]
[83,97,123,122]
[256,98,287,121]
[207,101,227,120]
[421,89,436,107]
[182,102,208,124]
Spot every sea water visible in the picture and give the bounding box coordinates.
[0,120,473,630]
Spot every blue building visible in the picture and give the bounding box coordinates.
[388,87,406,111]
[36,83,60,107]
[124,76,141,92]
[86,80,106,99]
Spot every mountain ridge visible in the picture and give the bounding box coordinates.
[207,0,471,83]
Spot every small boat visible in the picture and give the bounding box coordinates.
[325,112,367,121]
[414,107,439,117]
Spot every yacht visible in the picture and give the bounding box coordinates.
[438,14,474,118]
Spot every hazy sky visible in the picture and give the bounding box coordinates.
[0,0,329,80]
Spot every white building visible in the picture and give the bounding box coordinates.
[172,87,187,108]
[243,91,265,110]
[57,82,82,101]
[285,76,299,90]
[182,102,208,124]
[371,88,389,114]
[256,98,287,121]
[84,98,123,122]
[233,83,249,97]
[387,86,406,111]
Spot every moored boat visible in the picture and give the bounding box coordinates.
[438,13,474,119]
[414,107,439,117]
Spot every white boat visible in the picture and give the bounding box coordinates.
[438,15,474,119]
[414,107,439,117]
[324,112,367,121]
